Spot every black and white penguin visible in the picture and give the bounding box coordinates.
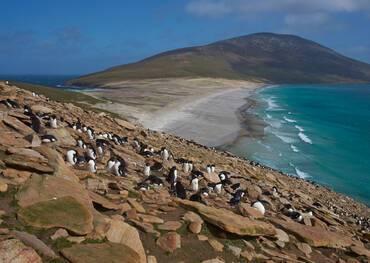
[77,138,86,149]
[113,158,126,176]
[150,161,163,172]
[252,201,266,215]
[183,160,190,173]
[189,192,204,203]
[96,139,109,156]
[161,147,169,161]
[172,181,186,199]
[144,163,151,176]
[106,157,116,172]
[72,118,83,132]
[166,166,178,184]
[290,211,303,222]
[87,127,95,140]
[49,115,58,128]
[87,159,97,173]
[188,161,194,172]
[137,175,164,190]
[191,176,199,192]
[66,150,77,165]
[214,183,222,194]
[30,113,41,133]
[206,164,212,174]
[211,164,216,173]
[86,145,96,160]
[23,105,33,116]
[1,99,19,108]
[229,189,246,206]
[191,170,204,178]
[140,145,154,157]
[132,138,141,152]
[40,134,57,143]
[230,183,241,191]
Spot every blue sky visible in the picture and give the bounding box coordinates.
[1,0,370,75]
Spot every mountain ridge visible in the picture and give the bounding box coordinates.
[69,32,370,86]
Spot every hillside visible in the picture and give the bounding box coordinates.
[0,81,369,262]
[69,33,370,86]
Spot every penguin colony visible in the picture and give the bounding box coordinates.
[1,86,369,236]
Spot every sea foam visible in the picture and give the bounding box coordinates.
[283,116,297,123]
[290,144,299,152]
[295,125,304,132]
[295,167,310,179]
[298,132,312,144]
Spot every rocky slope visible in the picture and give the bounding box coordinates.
[69,33,370,86]
[0,81,369,263]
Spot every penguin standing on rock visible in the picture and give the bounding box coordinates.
[190,176,199,192]
[252,201,266,215]
[229,189,246,206]
[66,150,77,165]
[86,145,96,160]
[144,163,151,176]
[172,181,186,199]
[183,161,190,173]
[161,147,169,161]
[30,113,41,133]
[87,159,97,173]
[77,138,86,149]
[40,134,57,143]
[49,115,58,128]
[166,166,178,184]
[106,157,116,172]
[87,127,95,140]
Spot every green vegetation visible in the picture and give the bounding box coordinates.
[69,33,370,86]
[52,237,73,250]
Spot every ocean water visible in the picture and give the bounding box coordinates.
[228,84,370,206]
[0,74,77,88]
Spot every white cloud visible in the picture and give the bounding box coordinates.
[186,0,370,17]
[284,13,331,27]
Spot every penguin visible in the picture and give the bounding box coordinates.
[112,134,122,145]
[87,127,95,140]
[137,175,164,190]
[166,166,178,184]
[272,186,279,197]
[189,192,204,203]
[229,189,246,206]
[188,161,194,172]
[66,150,77,165]
[140,146,154,157]
[206,165,212,174]
[40,134,57,143]
[106,157,116,172]
[211,164,216,173]
[132,138,141,152]
[161,147,169,161]
[113,159,126,176]
[173,181,186,199]
[77,138,86,149]
[86,146,96,160]
[1,99,19,108]
[144,163,151,176]
[49,115,58,128]
[183,161,190,173]
[214,183,222,194]
[73,118,82,132]
[30,113,41,133]
[96,140,107,156]
[252,201,266,215]
[230,183,241,191]
[290,211,303,222]
[150,161,163,172]
[23,105,33,116]
[87,159,97,173]
[191,176,199,192]
[191,170,204,178]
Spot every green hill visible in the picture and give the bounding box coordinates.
[69,33,370,86]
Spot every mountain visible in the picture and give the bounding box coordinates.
[69,33,370,86]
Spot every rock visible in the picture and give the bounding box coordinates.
[226,245,242,258]
[189,221,202,234]
[296,242,312,257]
[201,258,225,263]
[2,168,32,183]
[238,203,264,219]
[7,147,46,160]
[62,242,140,263]
[138,214,164,224]
[127,198,146,213]
[126,208,139,220]
[156,232,181,253]
[18,196,93,235]
[89,191,121,210]
[85,178,108,192]
[11,230,57,258]
[4,153,53,174]
[177,199,276,237]
[207,239,224,252]
[157,221,182,231]
[241,250,254,261]
[114,118,136,131]
[203,172,220,183]
[31,105,54,114]
[130,219,157,235]
[350,245,370,257]
[271,218,354,248]
[275,228,290,243]
[0,181,8,192]
[51,228,69,240]
[119,202,131,214]
[24,133,41,147]
[3,116,34,135]
[46,128,76,146]
[183,211,203,223]
[0,239,42,263]
[246,184,262,200]
[147,255,158,263]
[105,219,146,263]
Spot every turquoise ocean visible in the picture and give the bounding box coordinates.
[228,84,370,206]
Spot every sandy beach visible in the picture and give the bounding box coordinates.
[83,78,264,147]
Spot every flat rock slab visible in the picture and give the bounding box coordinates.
[157,221,182,231]
[62,242,140,263]
[4,153,53,173]
[0,238,42,263]
[177,199,276,237]
[3,116,34,135]
[156,232,181,253]
[18,196,93,235]
[88,191,121,210]
[271,218,354,248]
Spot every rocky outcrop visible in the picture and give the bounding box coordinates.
[61,242,141,263]
[0,239,42,263]
[177,199,276,237]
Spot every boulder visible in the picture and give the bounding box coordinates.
[275,228,290,243]
[31,105,54,114]
[156,232,181,253]
[114,118,136,131]
[62,242,140,263]
[0,239,42,263]
[207,239,224,252]
[89,191,121,210]
[18,196,93,235]
[138,214,164,224]
[238,203,264,219]
[127,198,146,213]
[226,245,242,258]
[3,116,34,135]
[189,221,202,234]
[24,133,41,148]
[51,228,69,240]
[271,218,354,248]
[4,153,53,174]
[105,219,146,263]
[46,128,76,146]
[11,230,57,258]
[177,199,276,237]
[157,221,182,231]
[203,172,220,183]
